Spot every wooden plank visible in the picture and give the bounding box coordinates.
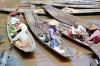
[30,2,100,9]
[0,8,46,15]
[24,10,35,24]
[62,7,100,14]
[43,5,100,59]
[43,5,99,28]
[30,0,94,5]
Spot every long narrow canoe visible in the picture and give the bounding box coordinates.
[0,8,45,15]
[44,6,100,58]
[7,16,36,52]
[90,44,100,59]
[43,5,99,29]
[29,2,100,9]
[24,10,74,57]
[30,0,94,5]
[43,5,97,47]
[62,7,100,14]
[59,1,95,5]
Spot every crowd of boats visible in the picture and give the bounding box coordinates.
[0,0,100,66]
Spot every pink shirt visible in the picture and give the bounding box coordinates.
[86,30,100,41]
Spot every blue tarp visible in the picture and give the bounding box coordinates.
[6,53,22,66]
[0,53,22,66]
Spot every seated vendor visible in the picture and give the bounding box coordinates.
[84,28,100,44]
[10,29,29,47]
[71,22,87,41]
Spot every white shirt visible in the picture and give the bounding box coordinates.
[71,25,86,34]
[19,23,28,32]
[12,31,29,41]
[10,17,19,24]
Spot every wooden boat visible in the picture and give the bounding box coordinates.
[24,9,74,57]
[30,0,94,5]
[29,2,100,9]
[62,7,100,14]
[43,5,99,29]
[0,8,45,15]
[43,5,100,60]
[58,1,95,5]
[90,44,100,59]
[30,0,71,4]
[7,16,36,52]
[43,5,100,47]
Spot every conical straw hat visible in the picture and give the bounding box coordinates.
[48,19,59,25]
[88,24,99,30]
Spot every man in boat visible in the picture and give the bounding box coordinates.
[13,22,28,34]
[84,28,100,44]
[9,8,22,28]
[71,22,87,41]
[10,29,29,47]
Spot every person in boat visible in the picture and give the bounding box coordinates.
[47,20,62,48]
[84,28,100,44]
[86,24,99,36]
[9,8,22,27]
[13,22,28,34]
[10,29,29,47]
[71,22,87,41]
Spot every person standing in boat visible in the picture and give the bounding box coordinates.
[71,22,87,41]
[84,28,100,44]
[47,19,62,48]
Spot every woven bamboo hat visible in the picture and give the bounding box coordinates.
[88,24,99,30]
[48,19,59,25]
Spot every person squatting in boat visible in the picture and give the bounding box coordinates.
[71,22,88,41]
[84,28,100,44]
[47,20,65,53]
[9,9,29,47]
[11,29,29,47]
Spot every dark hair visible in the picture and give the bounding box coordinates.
[49,25,57,32]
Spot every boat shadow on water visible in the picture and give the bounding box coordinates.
[14,46,35,59]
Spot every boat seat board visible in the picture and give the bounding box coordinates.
[24,10,35,25]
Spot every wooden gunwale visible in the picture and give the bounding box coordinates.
[62,7,100,14]
[24,10,74,57]
[90,44,100,59]
[30,0,94,5]
[29,2,100,9]
[0,8,45,15]
[43,5,99,29]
